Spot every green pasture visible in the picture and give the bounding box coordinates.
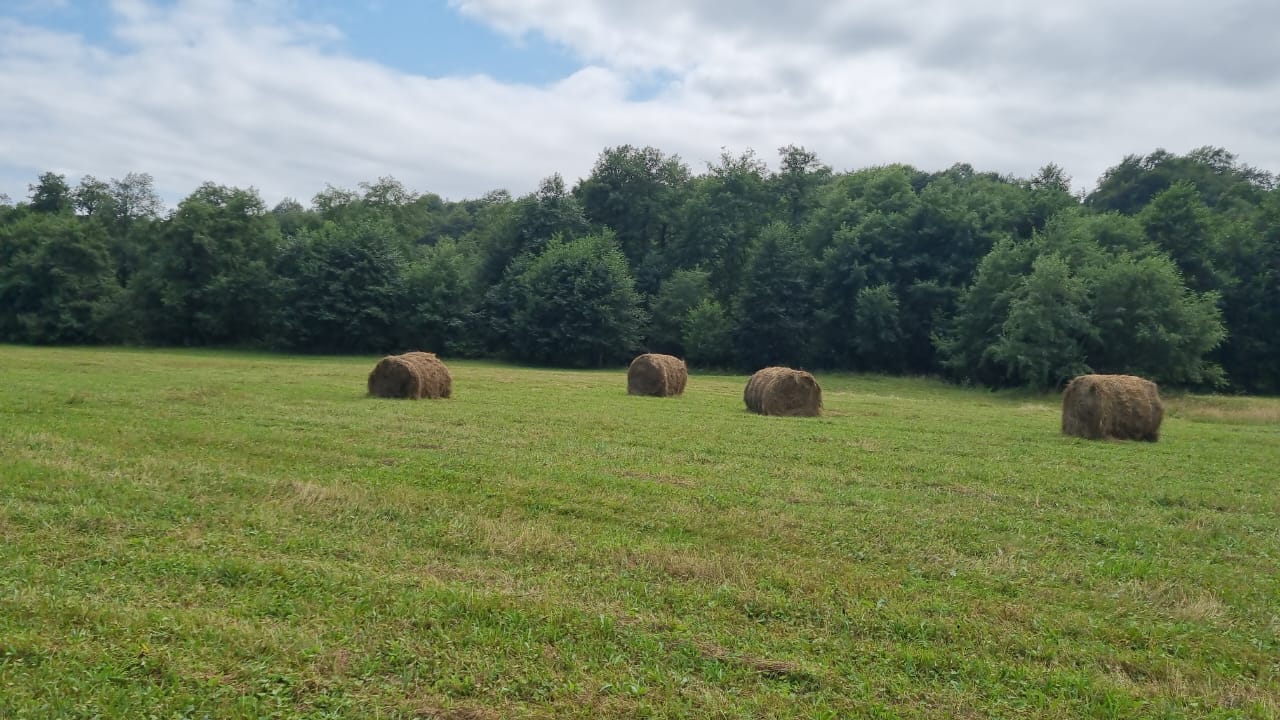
[0,346,1276,718]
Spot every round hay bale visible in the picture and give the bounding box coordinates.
[1061,374,1162,441]
[367,351,452,400]
[627,353,688,397]
[744,366,822,417]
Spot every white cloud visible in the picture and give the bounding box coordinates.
[1,0,1277,208]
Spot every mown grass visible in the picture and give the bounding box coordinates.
[0,346,1277,719]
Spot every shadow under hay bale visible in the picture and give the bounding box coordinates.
[367,352,452,400]
[627,353,688,397]
[1062,374,1162,441]
[744,366,822,417]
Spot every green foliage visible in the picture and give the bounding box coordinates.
[648,268,712,355]
[71,175,112,217]
[357,177,444,245]
[940,211,1227,388]
[669,150,775,299]
[309,176,450,249]
[500,232,646,367]
[0,213,124,343]
[4,143,1277,391]
[27,172,73,215]
[806,164,1025,372]
[1139,181,1222,292]
[399,238,481,355]
[813,225,871,367]
[850,284,903,372]
[1086,254,1226,386]
[772,145,832,227]
[73,173,164,232]
[515,174,590,252]
[985,254,1093,389]
[1026,163,1079,231]
[912,171,1027,287]
[1216,189,1280,392]
[732,222,815,369]
[938,233,1065,386]
[72,173,165,286]
[270,197,314,238]
[273,221,406,354]
[575,145,689,277]
[1088,146,1274,215]
[476,176,589,285]
[128,183,280,346]
[681,298,733,368]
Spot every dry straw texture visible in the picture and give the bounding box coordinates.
[743,366,822,417]
[1061,374,1163,441]
[627,353,688,397]
[367,351,453,400]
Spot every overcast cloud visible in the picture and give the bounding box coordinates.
[2,0,1277,207]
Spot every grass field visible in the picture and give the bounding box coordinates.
[1,346,1277,719]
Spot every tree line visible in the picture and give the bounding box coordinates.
[1,145,1277,393]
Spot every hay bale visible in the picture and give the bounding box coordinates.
[1061,374,1162,441]
[744,366,822,417]
[627,353,688,397]
[367,351,452,399]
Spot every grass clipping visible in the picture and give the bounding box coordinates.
[367,352,452,400]
[627,353,688,397]
[1062,374,1163,441]
[744,366,822,417]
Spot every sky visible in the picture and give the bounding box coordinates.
[1,0,1277,209]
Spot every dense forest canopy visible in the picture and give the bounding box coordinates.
[1,146,1277,392]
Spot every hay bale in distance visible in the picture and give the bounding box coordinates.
[367,351,452,399]
[627,353,688,397]
[744,366,822,417]
[1061,374,1162,441]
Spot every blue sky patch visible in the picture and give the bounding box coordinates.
[5,1,122,51]
[4,0,586,86]
[298,1,584,85]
